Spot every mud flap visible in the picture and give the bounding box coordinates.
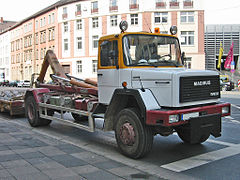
[189,114,221,143]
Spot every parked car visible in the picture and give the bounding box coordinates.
[17,80,31,87]
[0,80,9,86]
[9,80,20,87]
[220,79,234,91]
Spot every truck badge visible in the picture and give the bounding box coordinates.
[193,80,211,86]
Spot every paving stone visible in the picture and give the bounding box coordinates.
[50,154,88,168]
[53,175,86,180]
[72,151,108,164]
[26,157,53,165]
[82,169,122,180]
[55,144,85,154]
[8,145,30,150]
[94,160,125,170]
[36,146,66,156]
[0,153,21,162]
[19,151,46,159]
[23,139,48,148]
[12,172,51,180]
[0,145,9,151]
[42,168,78,179]
[7,166,40,177]
[0,150,15,156]
[70,164,99,174]
[13,147,38,154]
[34,161,66,171]
[108,166,142,177]
[0,169,12,178]
[1,159,31,169]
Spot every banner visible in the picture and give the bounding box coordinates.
[224,42,234,70]
[217,42,223,69]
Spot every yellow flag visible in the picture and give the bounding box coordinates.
[217,42,223,69]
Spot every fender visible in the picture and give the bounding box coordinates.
[25,88,50,104]
[103,88,160,131]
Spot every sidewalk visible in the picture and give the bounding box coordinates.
[0,119,160,180]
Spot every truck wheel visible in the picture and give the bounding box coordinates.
[176,127,210,144]
[114,108,153,159]
[71,113,88,122]
[25,96,51,127]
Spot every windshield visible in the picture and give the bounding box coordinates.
[123,34,182,67]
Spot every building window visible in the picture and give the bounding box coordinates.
[92,60,97,73]
[156,0,166,8]
[48,15,51,24]
[35,20,38,29]
[64,39,69,51]
[129,0,139,10]
[184,57,192,69]
[76,19,82,30]
[92,17,99,28]
[64,22,68,32]
[91,1,98,13]
[181,31,194,45]
[76,4,81,16]
[52,13,55,23]
[76,37,82,50]
[110,0,118,11]
[180,11,194,23]
[154,12,168,23]
[92,35,99,48]
[43,17,46,26]
[76,60,82,73]
[110,15,118,26]
[130,14,138,25]
[63,7,68,19]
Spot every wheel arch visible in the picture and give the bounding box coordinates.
[103,89,147,131]
[24,88,50,105]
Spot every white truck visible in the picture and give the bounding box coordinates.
[24,21,231,159]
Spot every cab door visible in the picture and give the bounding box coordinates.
[98,40,120,104]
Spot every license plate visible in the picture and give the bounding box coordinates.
[182,112,199,121]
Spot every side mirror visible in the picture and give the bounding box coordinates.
[181,52,186,65]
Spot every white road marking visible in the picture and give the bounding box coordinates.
[225,116,234,119]
[161,144,240,172]
[230,120,240,124]
[231,104,240,110]
[207,139,238,147]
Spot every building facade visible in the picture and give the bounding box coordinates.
[0,17,16,81]
[7,0,204,81]
[205,24,240,70]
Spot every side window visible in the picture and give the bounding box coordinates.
[100,40,118,66]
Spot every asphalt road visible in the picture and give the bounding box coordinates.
[0,91,240,180]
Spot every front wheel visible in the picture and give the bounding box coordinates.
[25,95,51,127]
[114,108,153,159]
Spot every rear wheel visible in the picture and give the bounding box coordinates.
[25,95,51,127]
[176,126,210,144]
[114,108,153,159]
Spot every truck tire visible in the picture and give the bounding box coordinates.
[25,96,51,127]
[176,126,210,144]
[114,108,153,159]
[71,113,88,122]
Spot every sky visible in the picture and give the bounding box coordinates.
[0,0,240,24]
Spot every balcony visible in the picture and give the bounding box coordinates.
[62,13,68,19]
[129,4,139,10]
[109,6,118,12]
[183,1,193,8]
[156,2,166,8]
[75,11,81,16]
[169,1,179,8]
[91,8,98,14]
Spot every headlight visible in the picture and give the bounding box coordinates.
[169,115,179,123]
[222,106,230,114]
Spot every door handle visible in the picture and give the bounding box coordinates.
[97,73,103,77]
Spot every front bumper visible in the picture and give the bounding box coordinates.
[146,103,231,126]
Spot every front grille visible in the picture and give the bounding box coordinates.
[180,76,220,103]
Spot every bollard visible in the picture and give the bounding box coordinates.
[238,80,240,91]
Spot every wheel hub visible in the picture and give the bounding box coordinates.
[119,123,135,146]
